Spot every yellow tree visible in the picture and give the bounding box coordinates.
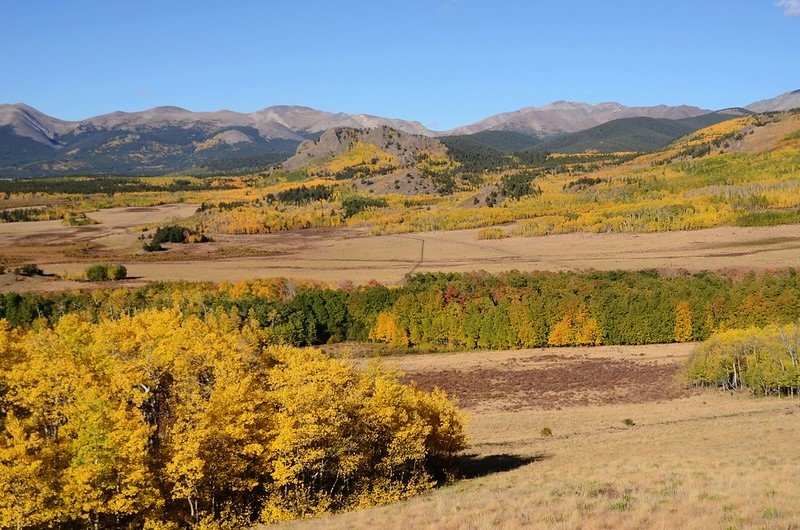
[576,317,604,346]
[508,300,539,348]
[675,301,693,342]
[60,387,159,529]
[0,415,61,529]
[548,315,575,346]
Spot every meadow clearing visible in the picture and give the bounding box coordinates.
[2,203,800,292]
[273,343,800,529]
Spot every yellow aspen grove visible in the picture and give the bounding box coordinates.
[0,311,466,528]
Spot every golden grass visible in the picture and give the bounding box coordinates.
[309,141,398,175]
[271,345,800,530]
[5,220,800,292]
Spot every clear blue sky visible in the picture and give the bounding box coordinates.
[1,0,798,129]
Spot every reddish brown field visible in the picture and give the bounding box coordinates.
[404,355,693,411]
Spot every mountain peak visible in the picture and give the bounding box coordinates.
[149,105,191,113]
[446,101,707,136]
[745,90,800,113]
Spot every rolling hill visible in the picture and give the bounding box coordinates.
[281,126,460,195]
[534,110,752,154]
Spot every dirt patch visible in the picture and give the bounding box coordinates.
[404,355,694,411]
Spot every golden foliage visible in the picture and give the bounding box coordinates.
[0,311,466,528]
[685,322,800,395]
[548,310,603,347]
[307,141,399,177]
[674,301,693,342]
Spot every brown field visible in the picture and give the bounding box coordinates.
[270,344,800,529]
[2,203,800,292]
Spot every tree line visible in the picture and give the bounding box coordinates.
[2,269,799,350]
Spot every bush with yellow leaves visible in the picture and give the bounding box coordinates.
[684,322,800,396]
[0,310,466,529]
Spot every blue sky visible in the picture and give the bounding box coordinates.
[1,0,798,129]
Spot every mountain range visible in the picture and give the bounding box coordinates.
[0,90,797,176]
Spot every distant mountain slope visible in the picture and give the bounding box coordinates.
[446,101,710,136]
[537,117,695,153]
[746,90,800,113]
[0,103,72,145]
[0,103,433,176]
[676,108,753,129]
[0,90,795,176]
[536,111,750,154]
[440,130,540,153]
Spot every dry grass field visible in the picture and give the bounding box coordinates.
[2,203,800,292]
[271,344,800,529]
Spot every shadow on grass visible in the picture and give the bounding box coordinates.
[458,452,549,480]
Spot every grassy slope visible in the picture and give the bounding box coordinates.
[274,345,800,530]
[365,112,800,235]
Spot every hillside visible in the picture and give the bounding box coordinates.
[445,101,710,136]
[281,126,460,195]
[0,104,433,177]
[0,90,796,177]
[535,110,749,154]
[746,89,800,113]
[440,130,541,153]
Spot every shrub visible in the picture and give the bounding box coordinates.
[152,225,190,244]
[540,427,553,438]
[85,264,127,281]
[476,227,508,240]
[622,418,636,427]
[142,241,165,252]
[144,225,210,251]
[13,264,43,277]
[62,212,97,226]
[106,264,127,280]
[735,209,800,227]
[85,265,108,281]
[341,195,388,219]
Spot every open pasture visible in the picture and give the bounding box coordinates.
[2,205,800,292]
[275,343,800,529]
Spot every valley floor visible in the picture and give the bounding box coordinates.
[270,343,800,529]
[2,204,800,292]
